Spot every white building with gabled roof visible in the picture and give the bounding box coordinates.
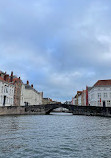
[20,81,43,106]
[88,80,111,107]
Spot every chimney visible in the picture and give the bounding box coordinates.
[7,75,9,82]
[11,71,13,76]
[10,71,13,82]
[27,80,29,85]
[31,84,33,88]
[4,75,6,81]
[4,74,9,82]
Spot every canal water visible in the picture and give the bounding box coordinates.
[0,113,111,158]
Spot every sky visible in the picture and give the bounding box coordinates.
[0,0,111,102]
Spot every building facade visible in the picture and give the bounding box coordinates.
[78,94,82,106]
[20,81,43,106]
[81,90,86,106]
[13,77,22,106]
[0,70,44,106]
[72,91,82,105]
[88,80,111,107]
[0,77,14,106]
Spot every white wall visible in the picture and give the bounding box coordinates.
[0,81,14,106]
[88,86,111,107]
[20,84,43,106]
[83,93,86,106]
[78,95,82,106]
[72,97,77,105]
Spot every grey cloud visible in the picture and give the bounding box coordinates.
[0,0,111,101]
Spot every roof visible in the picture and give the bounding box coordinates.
[13,78,19,83]
[0,77,14,86]
[24,84,33,90]
[0,77,5,81]
[0,71,4,74]
[24,84,39,94]
[94,80,111,87]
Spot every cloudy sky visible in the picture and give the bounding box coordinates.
[0,0,111,102]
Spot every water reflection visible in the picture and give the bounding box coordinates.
[9,116,20,131]
[50,112,73,116]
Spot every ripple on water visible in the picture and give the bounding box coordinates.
[0,114,111,158]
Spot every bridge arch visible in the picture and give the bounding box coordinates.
[45,104,74,115]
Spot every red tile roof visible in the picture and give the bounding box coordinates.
[94,80,111,86]
[0,77,4,81]
[13,78,19,81]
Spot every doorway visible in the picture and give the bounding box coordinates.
[103,101,106,108]
[3,96,6,106]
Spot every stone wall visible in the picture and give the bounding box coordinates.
[72,106,111,117]
[0,105,46,115]
[0,105,111,117]
[0,106,25,115]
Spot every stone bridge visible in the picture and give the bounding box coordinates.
[44,104,74,114]
[0,104,111,117]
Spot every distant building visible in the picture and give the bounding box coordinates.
[20,81,43,106]
[88,80,111,107]
[81,90,86,106]
[64,101,72,105]
[53,107,69,112]
[72,95,77,105]
[42,98,61,105]
[72,91,82,105]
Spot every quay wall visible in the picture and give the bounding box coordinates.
[72,106,111,117]
[0,105,46,116]
[0,105,111,117]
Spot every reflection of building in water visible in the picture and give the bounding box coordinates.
[9,117,19,130]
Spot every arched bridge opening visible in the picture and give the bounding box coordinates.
[45,104,74,115]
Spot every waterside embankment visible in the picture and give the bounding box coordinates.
[0,105,111,117]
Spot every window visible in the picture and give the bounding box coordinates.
[22,97,23,103]
[0,96,1,103]
[6,87,8,93]
[0,95,1,103]
[104,93,107,98]
[11,98,13,104]
[91,94,94,99]
[98,93,101,98]
[98,100,101,106]
[107,100,110,106]
[1,86,3,93]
